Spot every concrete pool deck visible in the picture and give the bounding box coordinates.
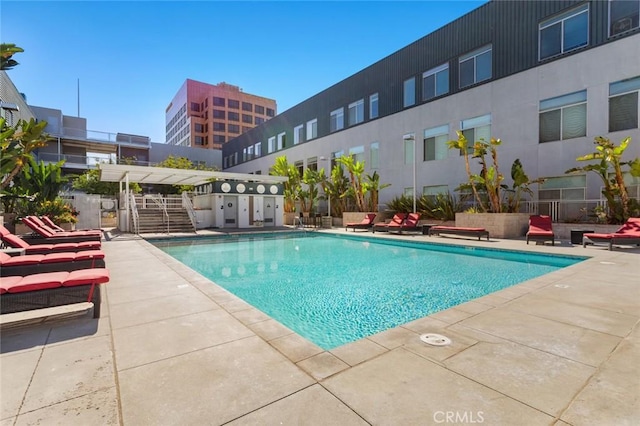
[1,229,638,425]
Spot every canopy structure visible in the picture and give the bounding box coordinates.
[98,163,288,232]
[98,163,288,186]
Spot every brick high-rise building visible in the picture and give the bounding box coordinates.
[165,80,276,149]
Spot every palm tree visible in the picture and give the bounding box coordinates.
[364,171,391,212]
[270,156,300,213]
[337,155,367,212]
[1,43,24,71]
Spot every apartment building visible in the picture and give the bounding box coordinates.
[165,80,277,150]
[222,0,640,220]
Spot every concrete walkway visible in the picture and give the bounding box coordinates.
[1,230,638,425]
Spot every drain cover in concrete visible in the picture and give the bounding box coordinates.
[420,333,452,346]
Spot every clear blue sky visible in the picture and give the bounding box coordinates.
[2,1,486,144]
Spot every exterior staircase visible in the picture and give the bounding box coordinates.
[134,208,195,234]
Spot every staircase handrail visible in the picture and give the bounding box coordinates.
[147,194,170,234]
[129,193,139,234]
[181,192,198,232]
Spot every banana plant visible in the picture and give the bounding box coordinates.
[16,157,66,203]
[566,136,640,223]
[364,171,391,212]
[270,156,300,213]
[0,117,50,190]
[337,154,367,212]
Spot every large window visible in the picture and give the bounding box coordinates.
[277,132,286,150]
[370,142,379,169]
[330,108,344,132]
[267,136,275,154]
[610,0,639,36]
[242,102,253,112]
[213,97,225,107]
[254,142,262,157]
[539,90,587,143]
[539,4,589,60]
[294,124,304,145]
[228,99,240,109]
[242,114,253,124]
[254,105,265,114]
[213,109,225,119]
[369,93,379,119]
[609,76,640,132]
[403,77,416,108]
[307,118,318,139]
[423,185,448,197]
[459,46,492,88]
[213,122,225,132]
[423,124,449,161]
[349,145,365,163]
[228,124,240,134]
[266,108,275,117]
[228,111,239,122]
[461,114,491,155]
[348,99,364,126]
[423,64,449,101]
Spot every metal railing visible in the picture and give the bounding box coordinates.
[181,192,198,231]
[129,193,139,234]
[50,127,153,147]
[145,194,170,233]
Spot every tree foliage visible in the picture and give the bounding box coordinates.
[270,156,300,212]
[1,117,50,190]
[72,168,141,196]
[1,43,24,70]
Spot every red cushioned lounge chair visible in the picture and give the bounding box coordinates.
[372,213,407,233]
[0,268,110,317]
[345,213,377,232]
[1,225,101,255]
[38,216,102,235]
[582,217,640,250]
[526,215,555,245]
[389,213,421,234]
[0,250,105,277]
[20,217,102,243]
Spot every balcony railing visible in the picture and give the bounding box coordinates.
[49,127,153,147]
[36,152,152,168]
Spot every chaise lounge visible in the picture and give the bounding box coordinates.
[0,250,106,277]
[388,213,421,234]
[428,225,490,241]
[0,268,110,318]
[345,213,377,232]
[1,225,101,255]
[21,216,102,243]
[526,215,555,245]
[582,217,640,250]
[372,213,407,233]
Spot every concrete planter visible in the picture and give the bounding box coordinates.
[283,212,297,226]
[342,212,381,226]
[455,212,530,239]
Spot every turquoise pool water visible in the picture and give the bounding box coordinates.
[152,233,585,350]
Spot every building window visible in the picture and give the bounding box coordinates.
[194,123,204,133]
[255,142,262,157]
[348,99,364,126]
[330,108,344,132]
[228,124,240,134]
[242,114,253,124]
[255,117,265,125]
[277,132,286,150]
[266,108,275,117]
[306,118,318,139]
[461,114,491,155]
[247,145,254,160]
[294,124,304,145]
[423,124,449,161]
[403,77,416,107]
[242,148,247,162]
[255,105,265,114]
[213,109,225,119]
[610,0,639,36]
[228,111,240,122]
[331,150,344,169]
[538,175,586,218]
[459,45,492,88]
[190,102,200,112]
[609,76,640,132]
[539,4,589,60]
[423,63,449,101]
[349,145,365,163]
[369,93,379,119]
[267,137,275,154]
[294,160,304,177]
[370,142,379,169]
[213,122,226,132]
[213,97,225,107]
[194,136,204,146]
[307,156,318,172]
[539,90,587,143]
[228,99,240,109]
[242,126,252,133]
[213,135,225,145]
[242,101,253,112]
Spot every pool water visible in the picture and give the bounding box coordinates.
[152,233,585,350]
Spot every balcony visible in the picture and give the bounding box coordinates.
[50,127,152,148]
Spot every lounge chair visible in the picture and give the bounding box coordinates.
[0,250,105,277]
[582,217,640,250]
[38,216,102,234]
[372,213,407,233]
[19,216,102,243]
[389,213,421,234]
[0,268,110,317]
[345,213,377,232]
[1,225,101,255]
[428,226,490,241]
[526,215,555,245]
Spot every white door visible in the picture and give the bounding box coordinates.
[223,196,238,228]
[263,197,275,227]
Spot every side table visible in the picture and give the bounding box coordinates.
[570,229,594,245]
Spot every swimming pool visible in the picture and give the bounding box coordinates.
[152,233,586,350]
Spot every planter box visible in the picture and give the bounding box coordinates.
[455,212,530,239]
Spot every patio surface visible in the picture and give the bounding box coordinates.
[1,228,639,425]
